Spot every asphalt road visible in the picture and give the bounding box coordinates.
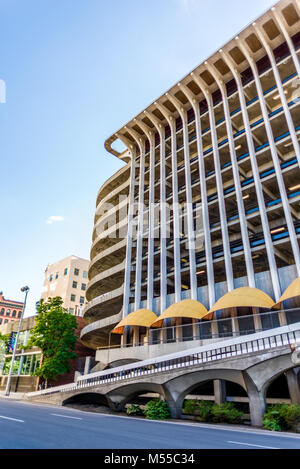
[0,398,300,449]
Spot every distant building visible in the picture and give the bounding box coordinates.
[0,316,93,393]
[41,255,90,316]
[0,292,24,326]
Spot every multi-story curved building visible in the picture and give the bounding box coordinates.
[82,0,300,363]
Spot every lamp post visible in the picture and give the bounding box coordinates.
[5,286,29,396]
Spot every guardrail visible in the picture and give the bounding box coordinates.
[27,322,300,398]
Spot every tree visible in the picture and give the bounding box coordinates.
[26,297,78,387]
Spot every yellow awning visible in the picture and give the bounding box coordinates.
[274,277,300,309]
[151,299,208,328]
[205,287,275,319]
[112,309,158,334]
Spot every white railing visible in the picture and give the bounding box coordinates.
[27,322,300,398]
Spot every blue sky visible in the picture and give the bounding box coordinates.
[0,0,276,315]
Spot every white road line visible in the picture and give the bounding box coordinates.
[228,441,279,449]
[51,413,82,420]
[0,415,24,423]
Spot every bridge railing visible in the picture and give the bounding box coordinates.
[27,322,300,398]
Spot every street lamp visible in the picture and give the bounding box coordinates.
[5,286,30,396]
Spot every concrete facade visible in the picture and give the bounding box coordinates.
[41,255,89,316]
[82,0,300,356]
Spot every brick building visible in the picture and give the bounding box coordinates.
[0,292,24,326]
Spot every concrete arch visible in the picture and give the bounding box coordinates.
[107,382,166,412]
[164,368,246,419]
[62,392,110,408]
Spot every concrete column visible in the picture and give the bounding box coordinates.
[221,50,281,301]
[136,119,156,312]
[253,23,300,168]
[192,73,234,293]
[206,62,255,288]
[278,309,288,327]
[117,135,138,319]
[231,308,240,337]
[244,374,266,427]
[211,318,219,339]
[132,326,139,347]
[286,368,300,405]
[155,102,182,303]
[167,92,197,300]
[214,380,226,405]
[238,38,300,277]
[176,317,183,342]
[144,111,168,315]
[248,388,266,427]
[83,356,93,375]
[125,128,145,311]
[253,307,263,332]
[179,82,215,308]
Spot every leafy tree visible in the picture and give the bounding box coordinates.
[25,297,78,387]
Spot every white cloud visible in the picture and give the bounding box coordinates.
[46,216,64,225]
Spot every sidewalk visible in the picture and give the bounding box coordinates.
[0,392,26,400]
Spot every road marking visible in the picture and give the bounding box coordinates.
[51,413,82,420]
[0,415,24,423]
[228,441,279,449]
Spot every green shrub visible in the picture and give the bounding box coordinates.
[183,400,199,415]
[183,400,214,422]
[263,404,300,432]
[196,400,214,422]
[211,402,243,424]
[126,404,144,416]
[144,399,171,420]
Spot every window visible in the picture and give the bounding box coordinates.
[12,310,16,317]
[18,311,22,318]
[6,309,10,317]
[69,308,74,315]
[64,268,68,276]
[70,294,76,302]
[0,308,4,316]
[81,283,86,291]
[83,271,88,279]
[4,319,8,324]
[72,281,78,289]
[55,272,59,279]
[0,319,2,325]
[74,268,79,276]
[50,274,53,282]
[80,296,85,305]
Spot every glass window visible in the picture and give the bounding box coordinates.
[6,309,10,317]
[4,319,8,324]
[70,294,76,302]
[72,281,78,289]
[55,272,59,279]
[74,268,79,276]
[18,311,22,318]
[83,271,88,279]
[80,296,84,305]
[64,268,68,276]
[0,308,4,316]
[69,308,74,315]
[12,310,16,317]
[0,319,2,325]
[50,274,53,282]
[81,283,86,291]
